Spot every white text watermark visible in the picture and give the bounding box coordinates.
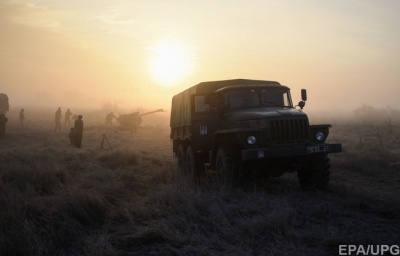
[339,245,400,255]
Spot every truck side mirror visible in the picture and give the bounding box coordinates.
[301,89,307,101]
[298,101,305,109]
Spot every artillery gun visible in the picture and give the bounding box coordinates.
[117,109,164,132]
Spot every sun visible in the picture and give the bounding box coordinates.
[149,40,192,86]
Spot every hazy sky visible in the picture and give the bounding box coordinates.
[1,0,399,112]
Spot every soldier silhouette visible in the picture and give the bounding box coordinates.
[74,115,84,148]
[55,107,62,132]
[69,127,76,146]
[64,109,72,128]
[19,109,25,127]
[106,112,117,126]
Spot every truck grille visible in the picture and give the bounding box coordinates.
[270,118,308,143]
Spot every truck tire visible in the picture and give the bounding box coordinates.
[177,144,186,174]
[298,154,330,190]
[185,146,204,182]
[215,146,239,186]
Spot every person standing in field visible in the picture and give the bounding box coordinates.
[55,107,62,132]
[68,127,76,146]
[105,112,117,126]
[74,115,83,148]
[64,108,72,128]
[19,109,25,127]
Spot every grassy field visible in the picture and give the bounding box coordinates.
[0,111,399,256]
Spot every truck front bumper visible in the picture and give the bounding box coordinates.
[241,143,342,161]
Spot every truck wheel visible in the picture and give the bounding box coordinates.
[298,154,330,191]
[186,146,204,181]
[185,146,204,181]
[177,144,186,174]
[215,146,239,186]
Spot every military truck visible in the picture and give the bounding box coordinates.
[170,79,341,189]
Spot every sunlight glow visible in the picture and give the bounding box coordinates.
[148,40,192,86]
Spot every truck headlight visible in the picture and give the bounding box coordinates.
[315,131,325,142]
[247,135,256,145]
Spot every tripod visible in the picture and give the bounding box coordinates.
[100,134,113,150]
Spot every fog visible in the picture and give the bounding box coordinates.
[1,1,400,114]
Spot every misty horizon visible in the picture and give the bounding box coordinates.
[1,1,400,112]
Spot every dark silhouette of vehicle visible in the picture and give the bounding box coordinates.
[170,79,341,190]
[117,109,164,132]
[0,93,9,114]
[0,93,9,137]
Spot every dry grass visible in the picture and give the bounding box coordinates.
[1,113,400,256]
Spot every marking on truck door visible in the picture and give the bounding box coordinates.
[200,125,207,135]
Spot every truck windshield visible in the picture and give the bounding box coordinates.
[224,88,292,109]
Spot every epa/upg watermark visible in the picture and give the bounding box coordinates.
[339,245,400,255]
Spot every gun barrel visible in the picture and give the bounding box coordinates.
[139,109,164,116]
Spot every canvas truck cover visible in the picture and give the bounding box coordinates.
[170,79,281,128]
[0,93,9,113]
